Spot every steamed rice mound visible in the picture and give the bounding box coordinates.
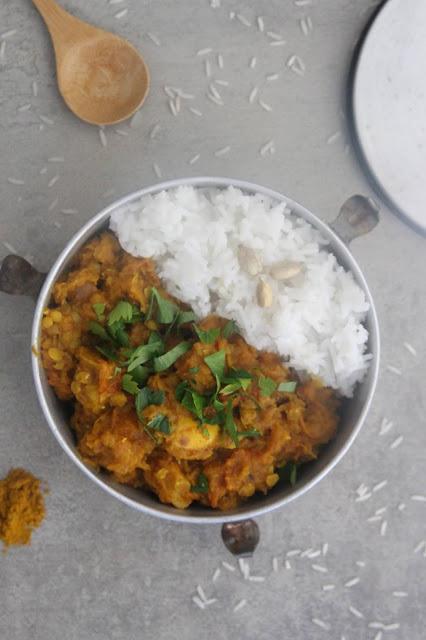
[110,186,371,397]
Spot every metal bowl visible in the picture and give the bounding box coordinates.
[2,177,380,527]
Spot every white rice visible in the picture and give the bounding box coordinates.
[110,186,371,396]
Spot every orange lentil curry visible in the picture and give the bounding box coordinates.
[40,232,339,510]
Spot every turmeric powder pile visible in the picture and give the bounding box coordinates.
[0,468,46,550]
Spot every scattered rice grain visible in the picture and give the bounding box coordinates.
[267,31,284,40]
[322,584,335,591]
[39,167,47,175]
[48,198,59,211]
[114,8,128,18]
[18,104,32,112]
[205,59,211,77]
[153,163,162,178]
[345,577,360,588]
[233,599,247,613]
[192,596,205,610]
[212,568,221,582]
[1,29,17,39]
[99,128,107,147]
[285,560,291,570]
[373,633,383,640]
[197,48,212,56]
[32,81,38,97]
[150,124,161,140]
[380,520,388,536]
[146,32,160,46]
[209,84,222,101]
[236,14,251,27]
[403,342,417,356]
[168,99,177,116]
[312,618,330,631]
[259,99,272,112]
[312,564,328,573]
[214,145,230,157]
[383,623,400,631]
[249,86,259,103]
[266,73,280,81]
[250,56,257,69]
[379,417,393,435]
[257,16,264,32]
[327,131,341,145]
[270,40,286,47]
[48,175,59,188]
[7,177,25,185]
[356,492,372,502]
[248,575,265,582]
[3,241,17,254]
[272,557,279,572]
[196,585,207,602]
[217,54,224,69]
[207,93,223,106]
[390,436,403,449]
[189,153,200,165]
[398,503,406,511]
[411,495,426,502]
[48,156,64,163]
[414,540,426,553]
[39,115,54,125]
[260,140,274,156]
[349,606,364,619]
[189,107,203,117]
[115,128,129,137]
[392,591,408,597]
[373,480,388,492]
[61,209,78,215]
[387,365,402,376]
[222,561,235,572]
[322,543,329,556]
[215,79,229,87]
[356,561,365,568]
[286,549,301,557]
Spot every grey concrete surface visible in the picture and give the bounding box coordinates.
[0,1,425,639]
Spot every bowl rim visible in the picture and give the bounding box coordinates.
[32,176,380,524]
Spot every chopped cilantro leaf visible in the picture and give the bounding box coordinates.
[222,320,239,339]
[146,414,171,434]
[193,325,221,344]
[204,350,226,387]
[278,381,297,393]
[92,303,106,320]
[191,472,209,494]
[108,301,134,326]
[258,375,278,397]
[122,374,139,395]
[153,341,191,372]
[224,400,239,447]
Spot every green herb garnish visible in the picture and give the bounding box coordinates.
[220,382,242,396]
[135,387,165,417]
[290,463,297,486]
[204,350,226,388]
[146,414,171,435]
[224,400,239,447]
[96,345,118,361]
[108,321,130,347]
[127,333,164,371]
[177,310,197,325]
[193,325,221,344]
[108,301,134,326]
[278,381,297,393]
[89,321,110,342]
[92,303,106,320]
[222,320,239,339]
[130,365,151,385]
[121,374,140,395]
[191,472,209,494]
[258,376,278,397]
[153,341,191,372]
[148,288,179,324]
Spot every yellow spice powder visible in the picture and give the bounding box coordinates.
[0,468,46,550]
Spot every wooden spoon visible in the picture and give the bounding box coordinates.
[32,0,150,125]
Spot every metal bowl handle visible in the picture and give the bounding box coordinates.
[329,194,380,245]
[0,255,46,299]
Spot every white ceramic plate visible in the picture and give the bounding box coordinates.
[352,0,426,234]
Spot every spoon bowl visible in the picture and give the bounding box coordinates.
[33,0,150,126]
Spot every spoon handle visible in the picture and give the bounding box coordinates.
[32,0,90,50]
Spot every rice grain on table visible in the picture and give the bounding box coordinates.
[98,128,107,147]
[32,80,38,97]
[249,86,259,103]
[387,365,402,375]
[214,145,230,157]
[373,633,383,640]
[197,47,212,56]
[414,540,426,553]
[373,480,388,492]
[189,153,200,165]
[0,40,6,60]
[311,564,327,573]
[207,93,223,106]
[146,32,160,46]
[267,31,284,40]
[7,177,25,185]
[212,568,221,582]
[312,618,330,631]
[48,198,59,211]
[174,95,181,113]
[222,561,235,572]
[257,16,265,32]
[322,584,335,591]
[215,79,229,86]
[236,14,251,27]
[356,561,366,568]
[18,103,32,112]
[380,521,388,536]
[189,107,203,117]
[1,30,17,39]
[345,577,360,587]
[260,140,275,156]
[150,124,161,140]
[196,585,207,602]
[233,599,247,613]
[392,591,408,597]
[48,175,59,188]
[205,59,211,77]
[327,131,341,144]
[356,492,372,502]
[375,507,387,515]
[390,435,403,449]
[349,606,364,619]
[398,502,406,511]
[114,8,128,18]
[270,40,286,47]
[168,99,177,116]
[379,417,393,435]
[403,341,417,356]
[259,99,273,112]
[111,187,372,395]
[192,596,205,610]
[115,128,129,137]
[285,560,291,570]
[322,543,329,556]
[411,495,426,502]
[217,53,224,69]
[3,241,17,254]
[266,73,280,81]
[248,575,265,582]
[209,84,222,101]
[272,557,279,572]
[286,550,301,557]
[40,115,54,125]
[153,163,162,178]
[61,209,79,215]
[48,156,64,162]
[250,56,257,69]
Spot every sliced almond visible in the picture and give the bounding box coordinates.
[238,245,263,276]
[270,260,303,281]
[257,278,273,308]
